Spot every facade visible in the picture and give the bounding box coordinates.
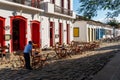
[0,0,75,52]
[73,20,116,42]
[114,29,120,37]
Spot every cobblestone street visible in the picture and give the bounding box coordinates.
[0,42,120,80]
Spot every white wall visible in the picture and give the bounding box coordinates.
[73,21,87,42]
[64,0,73,10]
[40,16,49,48]
[55,0,61,6]
[0,0,74,52]
[0,4,42,46]
[44,0,73,11]
[115,29,120,36]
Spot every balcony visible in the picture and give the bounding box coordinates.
[4,1,73,17]
[54,5,73,16]
[40,2,73,16]
[5,0,42,9]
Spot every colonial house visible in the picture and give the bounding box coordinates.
[73,16,116,42]
[0,0,75,52]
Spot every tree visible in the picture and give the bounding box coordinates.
[106,19,120,28]
[78,0,120,19]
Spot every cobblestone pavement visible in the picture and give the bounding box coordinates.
[0,42,120,80]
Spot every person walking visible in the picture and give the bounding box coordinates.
[23,41,33,70]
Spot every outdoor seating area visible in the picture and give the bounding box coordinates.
[0,41,101,69]
[31,44,50,69]
[53,42,71,59]
[101,36,120,43]
[0,36,120,69]
[10,43,50,69]
[52,41,100,59]
[0,37,119,70]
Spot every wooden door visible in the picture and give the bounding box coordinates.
[31,21,40,47]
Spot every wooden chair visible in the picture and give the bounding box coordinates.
[32,46,50,69]
[69,41,77,55]
[0,45,10,63]
[65,46,72,58]
[31,53,49,69]
[54,42,63,59]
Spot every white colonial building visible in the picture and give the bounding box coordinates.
[73,18,116,42]
[0,0,75,52]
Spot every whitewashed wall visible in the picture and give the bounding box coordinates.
[115,29,120,36]
[44,0,73,10]
[0,0,74,52]
[73,21,114,42]
[70,21,73,42]
[73,21,87,42]
[0,4,43,50]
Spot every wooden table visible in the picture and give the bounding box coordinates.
[31,50,51,69]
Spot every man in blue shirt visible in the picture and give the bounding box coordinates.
[23,41,33,70]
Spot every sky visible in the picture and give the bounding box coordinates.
[73,0,120,22]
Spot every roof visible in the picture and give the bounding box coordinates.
[75,15,113,28]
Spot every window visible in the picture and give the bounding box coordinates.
[51,0,55,4]
[13,0,25,4]
[73,27,79,37]
[68,0,70,9]
[31,0,40,8]
[61,0,64,7]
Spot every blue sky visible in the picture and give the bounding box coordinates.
[73,0,120,22]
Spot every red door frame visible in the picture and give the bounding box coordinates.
[67,24,70,44]
[0,16,5,47]
[59,23,63,45]
[10,16,27,52]
[49,22,55,47]
[31,20,41,47]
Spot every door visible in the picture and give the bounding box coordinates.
[10,16,27,51]
[12,19,20,51]
[50,22,54,46]
[0,17,5,47]
[67,24,70,44]
[31,21,40,47]
[59,23,63,45]
[19,20,26,50]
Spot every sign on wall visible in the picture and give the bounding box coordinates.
[73,27,79,37]
[4,34,11,41]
